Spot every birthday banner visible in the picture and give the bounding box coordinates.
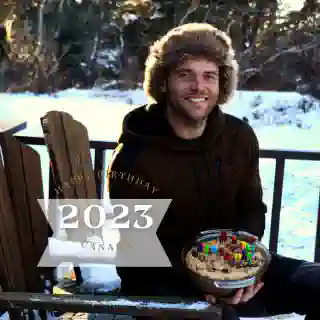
[37,199,172,267]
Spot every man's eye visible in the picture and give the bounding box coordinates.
[178,72,189,78]
[206,74,218,80]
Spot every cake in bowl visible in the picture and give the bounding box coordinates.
[185,232,265,281]
[182,230,271,295]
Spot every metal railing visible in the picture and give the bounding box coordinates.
[17,136,320,260]
[0,135,319,319]
[259,149,320,258]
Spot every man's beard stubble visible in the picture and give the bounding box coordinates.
[166,94,209,129]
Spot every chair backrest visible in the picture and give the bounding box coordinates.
[40,110,97,243]
[0,132,48,294]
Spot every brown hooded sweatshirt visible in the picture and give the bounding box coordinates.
[107,102,267,275]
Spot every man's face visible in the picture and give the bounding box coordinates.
[166,57,219,123]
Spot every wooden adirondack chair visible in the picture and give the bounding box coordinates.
[0,130,51,319]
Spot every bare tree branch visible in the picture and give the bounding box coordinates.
[203,0,212,22]
[240,38,320,80]
[179,0,200,25]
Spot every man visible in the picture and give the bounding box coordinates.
[107,23,319,319]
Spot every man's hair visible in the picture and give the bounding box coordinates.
[143,23,238,105]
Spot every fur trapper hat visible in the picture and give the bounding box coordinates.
[143,23,238,105]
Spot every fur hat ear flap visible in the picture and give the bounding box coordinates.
[218,57,239,105]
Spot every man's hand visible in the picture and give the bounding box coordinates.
[205,281,264,305]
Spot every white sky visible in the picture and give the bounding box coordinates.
[280,0,304,13]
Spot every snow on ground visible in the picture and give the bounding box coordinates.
[0,88,319,319]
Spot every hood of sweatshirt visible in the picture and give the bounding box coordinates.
[118,102,226,152]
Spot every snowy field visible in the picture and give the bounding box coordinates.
[1,88,319,320]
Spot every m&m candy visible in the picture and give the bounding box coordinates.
[200,243,210,254]
[224,253,232,261]
[234,252,242,262]
[240,241,246,249]
[210,245,217,253]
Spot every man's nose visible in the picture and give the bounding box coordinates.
[190,77,206,91]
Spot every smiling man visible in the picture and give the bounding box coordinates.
[107,23,319,319]
[168,57,219,116]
